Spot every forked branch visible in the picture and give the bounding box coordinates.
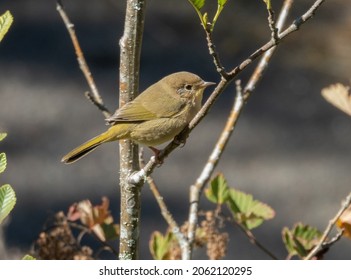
[128,0,325,186]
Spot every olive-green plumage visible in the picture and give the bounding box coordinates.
[61,72,215,164]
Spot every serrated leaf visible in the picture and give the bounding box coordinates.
[227,188,275,230]
[0,11,13,42]
[205,174,229,204]
[292,235,308,257]
[189,0,205,10]
[282,227,295,254]
[0,133,7,142]
[0,184,17,224]
[336,205,351,239]
[282,223,322,258]
[149,231,175,260]
[322,83,351,116]
[0,153,7,174]
[22,255,36,260]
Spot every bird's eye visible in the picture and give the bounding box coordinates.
[185,84,193,90]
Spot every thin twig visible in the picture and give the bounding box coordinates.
[76,226,89,245]
[204,31,228,79]
[128,0,324,186]
[138,149,188,251]
[228,0,325,78]
[267,8,279,44]
[68,221,119,256]
[305,192,351,260]
[315,229,344,258]
[84,91,111,116]
[244,0,293,98]
[232,218,278,260]
[56,0,111,118]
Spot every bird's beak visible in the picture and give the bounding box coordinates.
[200,81,216,88]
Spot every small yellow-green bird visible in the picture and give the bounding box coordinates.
[61,71,215,164]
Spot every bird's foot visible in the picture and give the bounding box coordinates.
[148,146,163,166]
[173,134,187,147]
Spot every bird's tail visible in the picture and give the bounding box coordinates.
[61,124,130,164]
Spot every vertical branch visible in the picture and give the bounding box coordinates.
[118,0,146,260]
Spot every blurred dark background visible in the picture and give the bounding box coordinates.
[0,0,351,259]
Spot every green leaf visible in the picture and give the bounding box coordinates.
[282,228,295,254]
[0,11,13,42]
[0,153,6,174]
[218,0,228,6]
[189,0,205,10]
[282,223,322,258]
[0,133,7,142]
[149,231,174,260]
[22,255,36,260]
[101,223,119,241]
[0,184,17,224]
[205,173,229,204]
[202,12,208,26]
[227,188,275,230]
[211,0,229,32]
[263,0,271,9]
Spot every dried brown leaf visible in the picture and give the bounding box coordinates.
[321,83,351,116]
[337,205,351,238]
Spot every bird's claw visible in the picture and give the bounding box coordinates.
[148,146,164,166]
[173,136,186,148]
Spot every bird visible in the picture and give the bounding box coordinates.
[61,71,215,164]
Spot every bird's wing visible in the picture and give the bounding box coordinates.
[106,84,186,124]
[106,99,159,123]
